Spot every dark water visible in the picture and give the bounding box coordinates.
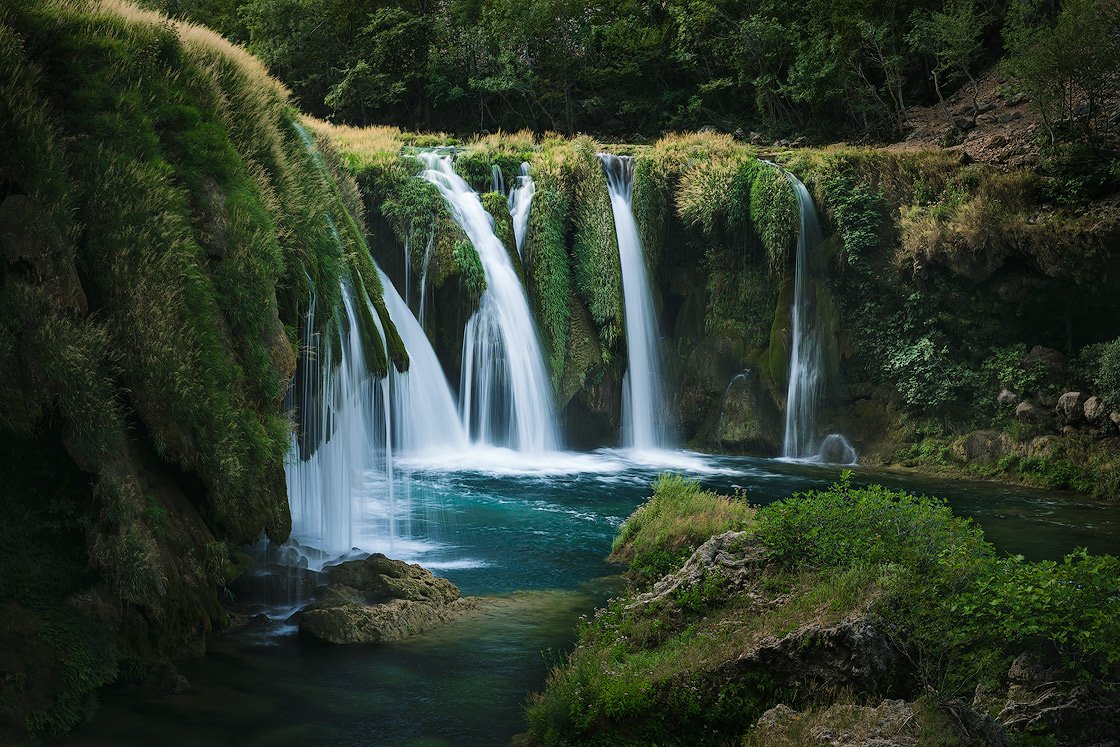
[67,450,1120,746]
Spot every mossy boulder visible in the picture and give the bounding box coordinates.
[299,554,479,644]
[300,597,482,645]
[326,553,461,605]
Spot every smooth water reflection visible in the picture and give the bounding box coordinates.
[68,452,1120,746]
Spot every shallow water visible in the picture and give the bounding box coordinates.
[68,452,1120,746]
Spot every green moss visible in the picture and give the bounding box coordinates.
[480,190,522,280]
[749,165,798,273]
[521,187,572,389]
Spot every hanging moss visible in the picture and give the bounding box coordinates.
[480,190,523,281]
[750,166,799,273]
[522,187,573,390]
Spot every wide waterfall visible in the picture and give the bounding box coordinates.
[778,169,857,464]
[508,162,535,256]
[377,266,468,454]
[419,153,559,453]
[600,154,673,450]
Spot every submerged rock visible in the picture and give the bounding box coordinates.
[300,598,482,645]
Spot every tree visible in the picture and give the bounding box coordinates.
[907,0,987,129]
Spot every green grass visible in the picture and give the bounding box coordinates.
[529,476,1120,745]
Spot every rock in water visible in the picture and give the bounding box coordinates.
[300,598,482,645]
[298,554,480,644]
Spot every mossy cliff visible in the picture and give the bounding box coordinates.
[0,0,400,740]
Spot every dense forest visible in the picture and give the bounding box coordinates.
[143,0,1119,146]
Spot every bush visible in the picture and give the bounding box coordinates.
[610,474,754,576]
[1080,337,1120,410]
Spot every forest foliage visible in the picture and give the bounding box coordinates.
[142,0,1120,148]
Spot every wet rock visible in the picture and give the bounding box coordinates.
[300,597,482,645]
[952,431,1012,462]
[1083,396,1109,427]
[1055,391,1087,424]
[715,369,780,456]
[998,388,1020,406]
[298,555,480,644]
[326,553,460,605]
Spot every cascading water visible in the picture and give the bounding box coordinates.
[508,162,535,257]
[377,265,468,454]
[776,167,857,464]
[781,171,823,459]
[418,153,559,453]
[285,271,391,556]
[600,153,673,450]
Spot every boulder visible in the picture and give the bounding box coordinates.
[997,388,1020,406]
[298,554,478,644]
[1083,396,1109,427]
[300,598,482,645]
[1015,401,1041,423]
[951,431,1012,463]
[1027,436,1058,458]
[1055,391,1087,424]
[996,652,1120,744]
[326,554,460,605]
[1112,412,1120,429]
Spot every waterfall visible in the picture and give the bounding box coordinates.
[285,273,391,556]
[491,164,505,195]
[777,168,857,464]
[418,153,559,453]
[780,172,823,458]
[600,153,672,450]
[377,265,468,454]
[508,162,535,256]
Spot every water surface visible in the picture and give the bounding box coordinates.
[68,451,1120,746]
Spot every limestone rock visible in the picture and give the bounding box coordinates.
[997,388,1020,406]
[951,430,1011,462]
[715,369,780,456]
[1055,391,1087,424]
[996,653,1120,743]
[1015,401,1041,423]
[327,553,460,605]
[735,617,906,695]
[1083,396,1109,427]
[627,531,764,610]
[300,598,482,645]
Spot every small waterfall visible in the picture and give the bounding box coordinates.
[775,167,857,465]
[780,171,825,459]
[377,265,468,454]
[508,162,535,256]
[418,153,559,453]
[600,153,672,450]
[491,164,505,195]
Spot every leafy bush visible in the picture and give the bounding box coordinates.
[1080,337,1120,410]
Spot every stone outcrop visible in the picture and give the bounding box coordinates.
[951,430,1012,462]
[750,700,922,746]
[298,554,481,644]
